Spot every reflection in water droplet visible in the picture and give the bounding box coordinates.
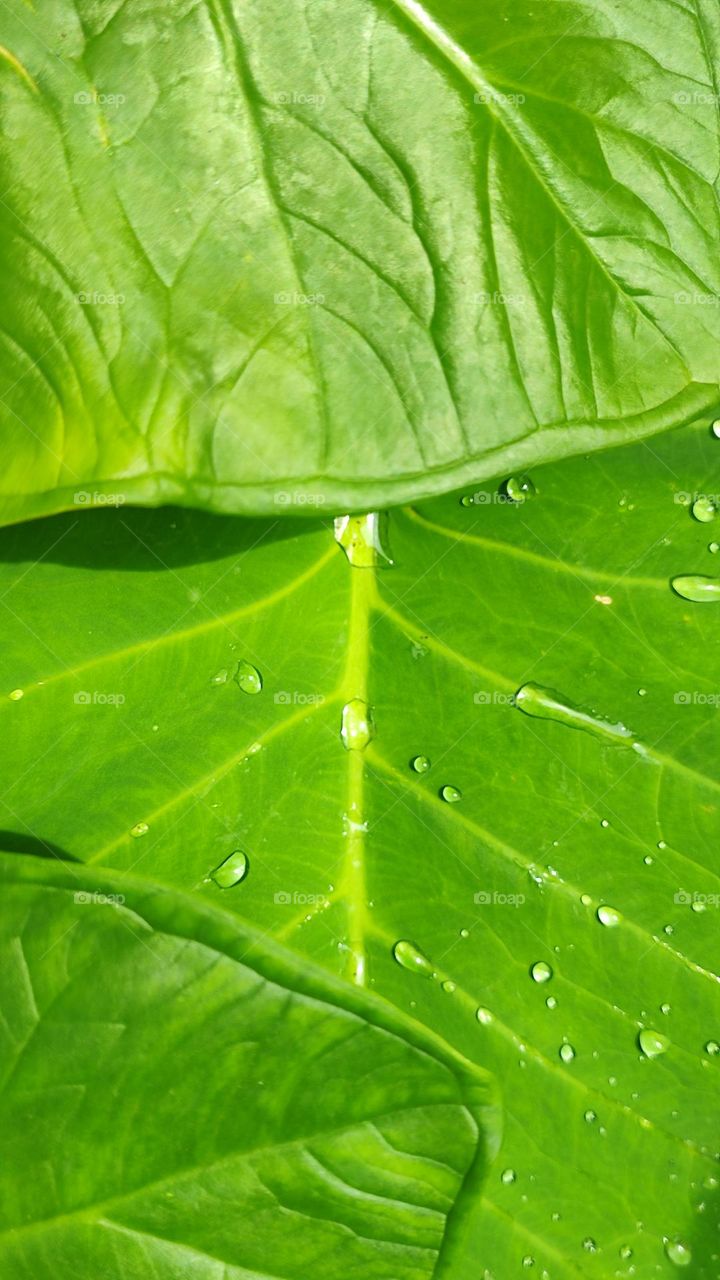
[597,905,621,928]
[334,513,393,567]
[692,495,716,523]
[393,939,434,977]
[705,1040,720,1056]
[440,785,462,803]
[514,681,634,746]
[8,689,23,701]
[476,1007,493,1025]
[211,849,249,888]
[664,1238,692,1267]
[234,661,262,694]
[638,1028,670,1058]
[500,1168,516,1184]
[341,699,375,751]
[410,754,431,773]
[504,474,536,503]
[530,961,553,984]
[211,668,228,685]
[559,1043,575,1063]
[671,575,720,603]
[130,821,149,838]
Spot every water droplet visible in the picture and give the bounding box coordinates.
[459,928,469,938]
[584,1109,597,1123]
[691,899,706,914]
[546,995,558,1009]
[638,1028,669,1058]
[530,961,553,984]
[234,660,262,694]
[334,513,393,567]
[660,1003,671,1015]
[460,494,474,507]
[130,821,149,838]
[619,1245,633,1260]
[664,1238,692,1268]
[393,939,434,977]
[637,687,647,697]
[476,1006,493,1025]
[503,474,536,503]
[8,689,23,701]
[712,419,720,439]
[580,893,593,906]
[440,784,462,803]
[710,541,720,554]
[410,754,431,773]
[559,1042,576,1063]
[657,840,667,850]
[341,699,375,751]
[500,1168,516,1184]
[692,495,716,523]
[600,819,610,828]
[211,668,228,685]
[522,1257,535,1269]
[211,849,249,888]
[597,905,621,928]
[514,682,633,746]
[705,1040,720,1056]
[582,1238,597,1253]
[644,855,654,865]
[441,979,456,994]
[671,575,720,603]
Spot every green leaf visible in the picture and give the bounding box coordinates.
[0,853,498,1279]
[1,419,720,1272]
[1,0,720,522]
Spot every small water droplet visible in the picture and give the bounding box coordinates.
[410,754,431,773]
[644,855,653,865]
[584,1109,597,1123]
[619,1245,633,1260]
[664,1238,692,1268]
[234,660,262,694]
[530,961,553,984]
[341,699,375,751]
[211,849,249,888]
[705,1040,720,1056]
[638,1028,669,1058]
[440,784,462,803]
[582,1238,597,1253]
[580,893,593,906]
[600,819,610,828]
[692,495,716,523]
[597,905,621,928]
[459,928,469,938]
[500,1168,516,1184]
[657,840,667,850]
[334,513,393,567]
[712,419,720,439]
[710,542,720,554]
[476,1006,493,1025]
[546,995,558,1009]
[460,494,474,507]
[441,979,456,994]
[637,687,647,697]
[691,899,706,914]
[211,668,228,685]
[393,939,434,977]
[671,575,720,603]
[522,1257,535,1269]
[503,474,536,503]
[514,682,633,746]
[559,1042,575,1063]
[8,689,23,701]
[130,821,149,838]
[660,1003,671,1015]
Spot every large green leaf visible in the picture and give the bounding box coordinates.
[0,853,498,1278]
[1,0,720,522]
[1,419,719,1273]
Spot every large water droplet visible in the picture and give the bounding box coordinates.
[411,754,431,773]
[503,474,536,504]
[440,784,462,804]
[664,1238,692,1267]
[234,660,262,694]
[130,821,149,838]
[559,1042,576,1063]
[638,1028,669,1058]
[341,699,375,751]
[334,513,393,567]
[211,849,249,888]
[530,961,553,984]
[692,496,716,523]
[671,575,720,603]
[597,905,621,928]
[514,682,633,746]
[712,419,720,439]
[393,939,434,977]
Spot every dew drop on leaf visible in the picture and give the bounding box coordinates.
[440,784,462,803]
[619,1245,633,1260]
[211,849,249,888]
[130,821,149,838]
[503,474,536,503]
[392,939,434,977]
[582,1238,597,1253]
[664,1238,692,1267]
[341,699,375,751]
[476,1007,493,1025]
[638,1028,670,1058]
[705,1040,720,1056]
[334,513,393,567]
[692,495,716,523]
[709,541,720,554]
[671,575,720,603]
[210,668,228,685]
[8,688,23,701]
[441,979,456,994]
[500,1168,516,1184]
[584,1109,597,1124]
[597,905,621,928]
[546,996,558,1010]
[530,961,553,984]
[234,661,262,694]
[522,1257,535,1269]
[559,1043,576,1063]
[410,754,431,773]
[514,681,633,745]
[711,419,720,438]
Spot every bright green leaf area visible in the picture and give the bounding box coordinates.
[1,420,719,1274]
[1,0,720,522]
[0,854,498,1279]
